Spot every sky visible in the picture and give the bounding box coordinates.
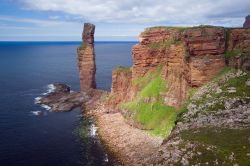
[0,0,249,41]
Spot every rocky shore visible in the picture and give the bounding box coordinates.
[85,100,163,166]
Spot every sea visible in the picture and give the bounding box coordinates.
[0,41,134,166]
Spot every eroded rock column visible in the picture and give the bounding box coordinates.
[77,23,96,91]
[243,15,250,28]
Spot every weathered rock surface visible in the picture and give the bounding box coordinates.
[243,15,250,28]
[106,67,132,110]
[109,25,250,111]
[184,27,225,56]
[37,83,89,112]
[184,27,226,86]
[111,26,227,109]
[227,28,250,70]
[77,23,96,91]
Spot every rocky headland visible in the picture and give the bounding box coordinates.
[92,22,249,165]
[36,83,89,112]
[37,18,250,165]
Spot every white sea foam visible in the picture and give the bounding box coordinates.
[34,97,42,104]
[31,111,42,116]
[104,154,109,162]
[90,124,97,137]
[41,104,51,110]
[42,84,56,95]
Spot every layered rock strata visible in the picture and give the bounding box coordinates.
[106,67,132,110]
[77,23,96,91]
[227,28,250,70]
[110,26,250,109]
[111,27,223,108]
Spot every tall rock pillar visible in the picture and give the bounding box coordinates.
[77,23,96,91]
[243,15,250,28]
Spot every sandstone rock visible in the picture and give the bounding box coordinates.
[190,54,225,86]
[226,28,250,70]
[77,23,96,91]
[184,27,226,56]
[110,26,249,111]
[243,15,250,28]
[106,67,132,110]
[184,27,226,86]
[82,23,95,44]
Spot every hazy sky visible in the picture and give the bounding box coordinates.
[0,0,249,41]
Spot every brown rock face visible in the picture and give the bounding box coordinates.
[132,44,167,79]
[185,27,226,86]
[227,28,250,70]
[109,26,228,108]
[106,68,132,110]
[189,54,225,86]
[108,25,250,110]
[243,15,250,28]
[130,27,226,107]
[184,27,225,56]
[77,23,96,91]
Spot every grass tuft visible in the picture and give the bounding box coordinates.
[79,42,86,50]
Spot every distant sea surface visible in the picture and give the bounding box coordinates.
[0,41,134,165]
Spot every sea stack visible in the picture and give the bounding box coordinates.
[77,23,96,91]
[243,15,250,28]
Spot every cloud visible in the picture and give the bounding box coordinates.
[49,15,60,20]
[0,15,81,27]
[20,0,250,26]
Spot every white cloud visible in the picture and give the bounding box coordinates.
[49,15,60,20]
[21,0,250,26]
[0,15,81,27]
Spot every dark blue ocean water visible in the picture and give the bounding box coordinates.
[0,41,134,166]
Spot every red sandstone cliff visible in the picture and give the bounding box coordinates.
[227,28,250,70]
[109,26,250,109]
[77,23,96,91]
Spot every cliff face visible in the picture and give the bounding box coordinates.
[106,67,132,110]
[77,23,96,91]
[107,26,250,136]
[110,26,230,109]
[227,28,250,70]
[184,27,226,86]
